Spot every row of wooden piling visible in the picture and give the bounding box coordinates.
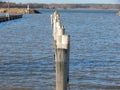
[51,11,70,90]
[0,14,23,23]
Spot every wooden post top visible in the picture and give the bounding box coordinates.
[57,35,69,49]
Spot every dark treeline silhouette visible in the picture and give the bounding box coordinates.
[0,2,120,9]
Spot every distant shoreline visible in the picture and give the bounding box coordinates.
[0,2,120,10]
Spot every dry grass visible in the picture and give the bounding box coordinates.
[0,8,39,14]
[0,8,26,13]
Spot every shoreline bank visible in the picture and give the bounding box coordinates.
[0,8,40,14]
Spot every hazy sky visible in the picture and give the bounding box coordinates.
[1,0,120,4]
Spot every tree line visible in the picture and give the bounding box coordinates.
[0,2,120,9]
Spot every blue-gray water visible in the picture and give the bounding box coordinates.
[0,9,120,90]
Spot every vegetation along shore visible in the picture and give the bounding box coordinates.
[0,8,40,14]
[0,2,120,10]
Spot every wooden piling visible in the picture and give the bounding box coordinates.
[51,11,70,90]
[56,49,68,90]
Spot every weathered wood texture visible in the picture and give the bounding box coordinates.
[51,11,70,90]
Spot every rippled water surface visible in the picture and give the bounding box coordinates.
[0,9,120,90]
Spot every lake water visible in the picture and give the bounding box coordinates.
[0,9,120,90]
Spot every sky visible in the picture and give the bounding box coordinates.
[1,0,120,4]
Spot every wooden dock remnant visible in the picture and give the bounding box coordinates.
[0,14,23,23]
[51,11,70,90]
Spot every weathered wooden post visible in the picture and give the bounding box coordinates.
[51,11,70,90]
[56,35,69,90]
